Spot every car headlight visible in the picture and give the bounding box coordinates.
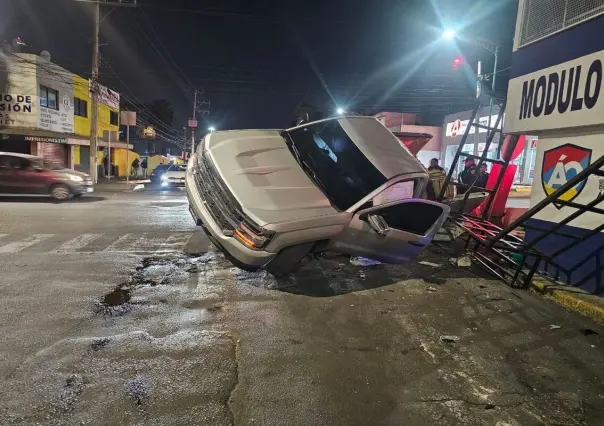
[69,175,83,182]
[161,175,169,181]
[233,221,274,249]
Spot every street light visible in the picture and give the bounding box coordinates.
[442,29,456,40]
[208,126,216,132]
[336,107,345,115]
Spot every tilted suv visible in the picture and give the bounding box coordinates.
[0,152,93,201]
[186,117,451,276]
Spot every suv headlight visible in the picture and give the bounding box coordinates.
[69,175,83,182]
[233,221,274,249]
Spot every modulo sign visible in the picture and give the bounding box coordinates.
[505,50,604,134]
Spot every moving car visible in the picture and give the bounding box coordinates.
[186,116,452,277]
[149,164,170,184]
[160,164,186,188]
[0,152,93,201]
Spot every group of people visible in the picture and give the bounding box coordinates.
[459,158,489,193]
[131,158,148,177]
[424,157,490,196]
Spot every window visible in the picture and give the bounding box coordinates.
[74,98,88,117]
[40,85,58,110]
[110,111,119,126]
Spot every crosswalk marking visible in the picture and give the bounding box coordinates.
[102,233,132,252]
[51,233,103,253]
[0,232,202,255]
[0,234,55,254]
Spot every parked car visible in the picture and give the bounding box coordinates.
[160,164,186,188]
[185,116,476,277]
[149,164,171,184]
[0,152,93,201]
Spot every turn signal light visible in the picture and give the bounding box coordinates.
[233,222,273,249]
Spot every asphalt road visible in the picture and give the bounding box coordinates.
[0,188,603,425]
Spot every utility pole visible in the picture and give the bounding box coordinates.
[191,90,198,156]
[89,3,100,182]
[77,0,138,182]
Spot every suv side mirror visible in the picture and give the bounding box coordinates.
[366,214,390,236]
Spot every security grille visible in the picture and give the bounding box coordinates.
[518,0,604,48]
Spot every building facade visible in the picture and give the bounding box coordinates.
[441,106,538,185]
[0,50,128,174]
[504,0,604,293]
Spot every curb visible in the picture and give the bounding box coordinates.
[532,279,604,324]
[94,183,145,193]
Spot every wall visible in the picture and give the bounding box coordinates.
[36,57,74,134]
[73,75,119,139]
[0,53,39,129]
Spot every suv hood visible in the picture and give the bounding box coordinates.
[163,170,185,178]
[204,130,337,225]
[59,169,90,179]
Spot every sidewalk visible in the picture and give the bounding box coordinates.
[94,177,150,192]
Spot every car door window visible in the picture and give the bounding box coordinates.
[372,201,445,236]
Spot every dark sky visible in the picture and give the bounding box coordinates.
[1,0,517,137]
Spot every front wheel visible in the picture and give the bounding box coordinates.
[50,184,72,202]
[265,242,316,278]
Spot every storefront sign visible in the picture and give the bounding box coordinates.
[90,81,120,110]
[0,93,35,127]
[0,134,67,144]
[445,114,502,137]
[529,134,604,230]
[506,50,604,133]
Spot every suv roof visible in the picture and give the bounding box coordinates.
[0,151,39,159]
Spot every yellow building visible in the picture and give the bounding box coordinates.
[70,75,132,176]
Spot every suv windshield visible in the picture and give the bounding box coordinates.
[284,120,387,210]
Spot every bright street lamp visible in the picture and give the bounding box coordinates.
[442,29,456,40]
[336,107,345,115]
[208,126,216,132]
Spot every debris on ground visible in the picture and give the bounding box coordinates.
[350,256,381,267]
[453,255,472,267]
[440,335,460,344]
[123,376,150,406]
[550,325,562,330]
[582,328,599,336]
[427,287,438,292]
[418,261,442,267]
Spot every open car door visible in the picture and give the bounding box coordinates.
[330,199,450,264]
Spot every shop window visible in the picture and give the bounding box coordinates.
[110,111,119,126]
[40,85,58,110]
[74,98,88,117]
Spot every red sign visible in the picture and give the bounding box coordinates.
[450,119,462,137]
[188,120,198,128]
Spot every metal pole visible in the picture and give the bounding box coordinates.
[126,125,130,184]
[107,130,111,179]
[191,90,197,156]
[89,3,100,183]
[476,60,482,99]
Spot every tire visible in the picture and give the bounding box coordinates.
[265,242,315,278]
[50,184,72,202]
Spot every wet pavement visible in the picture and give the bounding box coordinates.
[1,190,603,425]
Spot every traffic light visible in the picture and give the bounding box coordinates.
[452,56,463,69]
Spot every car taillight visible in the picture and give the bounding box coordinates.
[233,222,273,249]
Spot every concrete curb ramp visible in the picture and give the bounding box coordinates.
[532,279,604,324]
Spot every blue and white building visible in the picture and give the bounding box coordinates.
[505,0,604,294]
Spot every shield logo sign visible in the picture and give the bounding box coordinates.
[541,143,592,209]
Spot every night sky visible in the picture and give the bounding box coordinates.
[1,0,517,135]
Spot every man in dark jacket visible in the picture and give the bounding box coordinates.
[428,158,444,172]
[459,158,477,194]
[475,163,490,189]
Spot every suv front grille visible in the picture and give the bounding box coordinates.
[193,151,244,234]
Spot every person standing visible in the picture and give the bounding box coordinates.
[141,158,148,178]
[131,158,140,177]
[428,158,444,172]
[475,163,490,189]
[459,158,477,194]
[102,154,109,178]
